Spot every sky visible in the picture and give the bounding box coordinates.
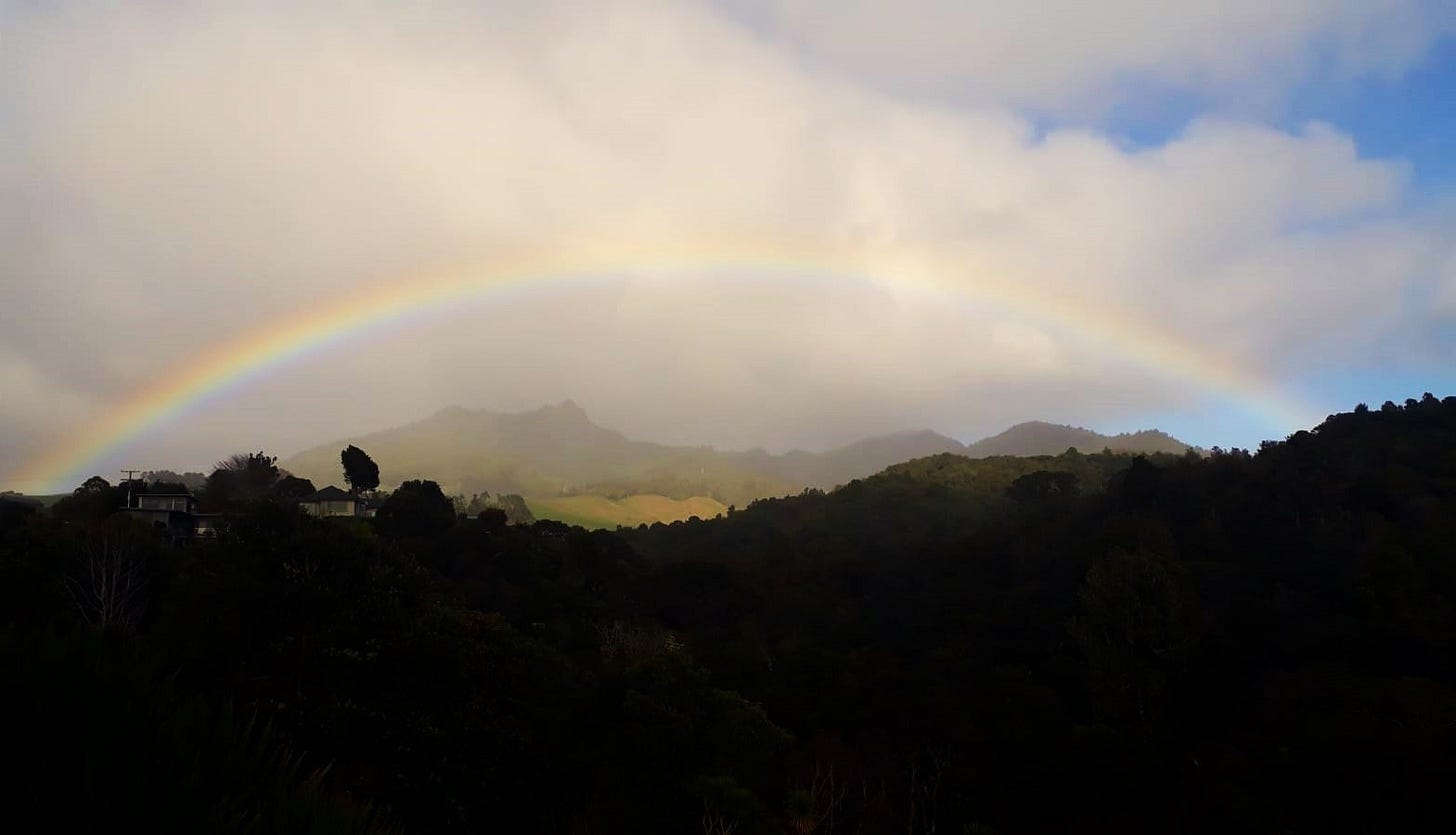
[3,0,1455,492]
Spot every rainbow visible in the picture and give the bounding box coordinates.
[10,235,1317,493]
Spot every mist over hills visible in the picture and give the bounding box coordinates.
[281,401,1196,506]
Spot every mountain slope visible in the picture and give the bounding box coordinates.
[727,429,967,488]
[282,401,796,506]
[962,420,1195,457]
[281,405,1197,511]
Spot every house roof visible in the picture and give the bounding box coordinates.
[137,492,196,498]
[299,486,355,502]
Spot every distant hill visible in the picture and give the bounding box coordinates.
[3,493,63,509]
[726,429,967,489]
[280,403,1196,522]
[282,401,796,507]
[624,448,1173,564]
[961,420,1196,457]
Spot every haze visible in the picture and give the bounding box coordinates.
[4,1,1455,491]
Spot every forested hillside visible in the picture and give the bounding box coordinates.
[3,395,1453,833]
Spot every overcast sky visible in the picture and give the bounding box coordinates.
[4,0,1455,490]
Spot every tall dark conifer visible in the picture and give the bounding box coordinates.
[341,445,380,494]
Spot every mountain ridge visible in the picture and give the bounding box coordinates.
[962,419,1195,458]
[280,403,1196,507]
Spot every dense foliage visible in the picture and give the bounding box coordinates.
[341,445,381,494]
[2,396,1454,832]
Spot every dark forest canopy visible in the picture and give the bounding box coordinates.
[2,395,1455,833]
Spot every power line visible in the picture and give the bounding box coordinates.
[119,469,142,508]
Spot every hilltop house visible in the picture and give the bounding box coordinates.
[298,486,378,518]
[123,492,224,544]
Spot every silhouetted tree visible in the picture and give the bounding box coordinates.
[494,493,535,524]
[52,476,121,522]
[79,475,112,493]
[147,480,190,494]
[0,492,40,532]
[204,452,281,506]
[117,478,148,508]
[269,475,317,500]
[143,469,206,491]
[376,479,455,538]
[477,507,509,532]
[462,492,491,516]
[341,445,380,494]
[63,518,154,631]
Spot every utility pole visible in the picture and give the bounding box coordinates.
[119,469,142,508]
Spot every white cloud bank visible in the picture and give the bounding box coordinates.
[732,0,1456,110]
[1,0,1451,488]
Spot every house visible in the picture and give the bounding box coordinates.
[298,486,361,518]
[123,492,223,544]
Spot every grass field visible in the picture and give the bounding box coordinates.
[527,494,727,530]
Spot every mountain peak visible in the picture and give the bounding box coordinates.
[1002,420,1080,432]
[530,399,594,427]
[420,405,475,428]
[279,405,1194,509]
[422,401,595,430]
[965,421,1191,457]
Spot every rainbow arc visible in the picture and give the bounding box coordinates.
[11,235,1316,493]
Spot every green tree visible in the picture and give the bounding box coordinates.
[340,445,380,494]
[1005,470,1079,505]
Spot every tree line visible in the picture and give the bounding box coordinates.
[2,395,1454,832]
